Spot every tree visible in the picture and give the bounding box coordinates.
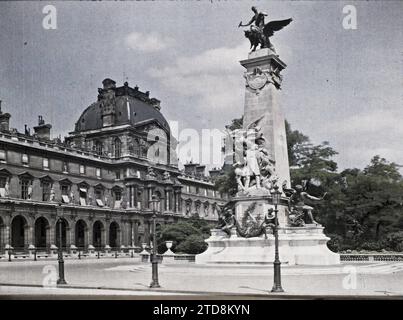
[336,157,403,250]
[157,216,213,254]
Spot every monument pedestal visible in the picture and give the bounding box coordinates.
[195,226,340,266]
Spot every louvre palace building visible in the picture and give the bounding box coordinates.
[0,78,226,254]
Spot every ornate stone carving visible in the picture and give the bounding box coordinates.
[244,67,268,92]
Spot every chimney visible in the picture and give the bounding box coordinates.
[0,100,11,132]
[100,79,116,127]
[33,115,52,140]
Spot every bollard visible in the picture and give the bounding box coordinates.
[8,249,11,262]
[97,250,100,259]
[131,250,134,258]
[78,250,81,260]
[34,249,37,261]
[115,250,117,259]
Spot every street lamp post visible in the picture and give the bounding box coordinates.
[270,184,284,293]
[57,216,67,285]
[149,195,161,288]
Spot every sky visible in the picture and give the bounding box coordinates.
[0,1,402,172]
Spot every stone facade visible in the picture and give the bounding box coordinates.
[0,79,226,253]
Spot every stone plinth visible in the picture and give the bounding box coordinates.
[195,227,340,266]
[234,195,289,227]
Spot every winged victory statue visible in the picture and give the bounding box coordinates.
[239,6,292,53]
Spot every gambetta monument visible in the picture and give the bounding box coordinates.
[196,7,340,265]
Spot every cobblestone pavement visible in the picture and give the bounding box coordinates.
[1,258,403,297]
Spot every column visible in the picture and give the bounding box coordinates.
[133,186,138,208]
[67,225,74,251]
[26,225,34,249]
[101,225,106,247]
[49,223,56,246]
[134,220,139,246]
[87,224,93,249]
[164,190,169,212]
[4,224,10,247]
[145,221,151,245]
[130,221,135,247]
[105,222,110,248]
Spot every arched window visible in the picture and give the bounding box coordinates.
[114,138,122,158]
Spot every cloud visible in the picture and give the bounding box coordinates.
[124,32,175,52]
[147,42,249,124]
[326,109,403,137]
[321,109,403,170]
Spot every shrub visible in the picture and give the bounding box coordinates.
[175,234,208,254]
[326,234,344,252]
[386,231,403,252]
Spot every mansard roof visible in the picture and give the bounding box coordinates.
[72,79,169,134]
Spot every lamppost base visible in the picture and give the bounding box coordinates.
[57,279,67,285]
[149,282,161,288]
[271,287,284,293]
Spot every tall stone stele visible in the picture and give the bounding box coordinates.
[241,48,290,189]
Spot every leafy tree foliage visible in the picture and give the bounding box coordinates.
[157,216,213,254]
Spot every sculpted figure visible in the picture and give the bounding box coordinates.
[146,166,156,179]
[70,190,75,204]
[49,187,55,202]
[217,202,236,235]
[284,184,326,226]
[27,185,33,200]
[4,179,9,197]
[239,6,293,52]
[233,161,249,192]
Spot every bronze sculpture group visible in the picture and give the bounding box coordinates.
[217,182,326,238]
[239,6,292,53]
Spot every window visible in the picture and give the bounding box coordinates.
[62,162,68,173]
[60,184,70,203]
[196,186,200,194]
[0,175,8,197]
[113,188,122,209]
[61,184,69,196]
[0,149,6,161]
[42,181,51,201]
[95,141,103,156]
[79,165,85,174]
[204,189,208,197]
[95,188,104,206]
[0,176,7,188]
[21,179,30,199]
[95,188,102,199]
[186,185,190,193]
[43,158,49,169]
[22,153,29,165]
[96,168,101,178]
[115,170,121,180]
[114,138,122,158]
[79,187,87,205]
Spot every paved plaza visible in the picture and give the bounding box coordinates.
[1,259,403,298]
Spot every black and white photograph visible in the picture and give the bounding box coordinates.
[0,0,402,303]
